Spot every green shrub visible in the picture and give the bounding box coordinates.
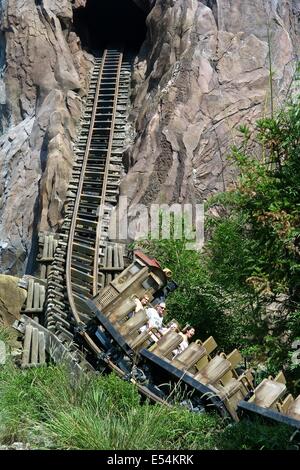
[216,418,299,450]
[0,362,52,443]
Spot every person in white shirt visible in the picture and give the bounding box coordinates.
[140,302,167,334]
[172,326,195,358]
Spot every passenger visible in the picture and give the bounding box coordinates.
[128,294,150,318]
[172,325,195,358]
[140,302,167,334]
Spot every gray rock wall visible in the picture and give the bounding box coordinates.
[0,0,92,274]
[122,0,300,211]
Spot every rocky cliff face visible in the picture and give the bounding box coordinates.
[122,0,300,212]
[0,0,92,274]
[0,0,299,274]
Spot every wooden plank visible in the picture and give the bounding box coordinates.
[26,278,34,310]
[76,217,97,228]
[39,232,45,245]
[107,246,113,284]
[31,327,39,363]
[71,281,92,297]
[39,285,46,309]
[46,265,51,279]
[102,245,108,268]
[51,313,71,329]
[42,235,49,259]
[38,331,46,364]
[33,282,40,310]
[118,244,124,269]
[38,257,56,262]
[73,242,95,255]
[98,266,125,272]
[48,304,69,319]
[47,297,66,309]
[71,266,94,283]
[113,245,120,269]
[56,324,74,341]
[23,308,43,314]
[32,276,47,287]
[40,265,47,280]
[98,272,105,290]
[48,235,54,258]
[22,324,33,366]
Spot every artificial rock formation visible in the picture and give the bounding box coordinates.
[0,274,26,326]
[0,0,300,274]
[122,0,300,212]
[0,0,92,274]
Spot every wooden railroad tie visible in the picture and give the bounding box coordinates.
[99,243,126,287]
[21,324,46,369]
[20,277,47,321]
[37,232,59,279]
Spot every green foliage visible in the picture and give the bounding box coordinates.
[222,89,300,386]
[216,418,299,450]
[0,362,298,449]
[0,362,220,449]
[0,361,58,444]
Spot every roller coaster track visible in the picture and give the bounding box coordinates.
[41,48,177,404]
[45,49,131,354]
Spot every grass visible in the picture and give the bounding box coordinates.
[0,360,220,449]
[216,418,300,450]
[0,327,298,450]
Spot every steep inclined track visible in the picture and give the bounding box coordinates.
[66,50,123,318]
[43,48,182,401]
[45,49,131,347]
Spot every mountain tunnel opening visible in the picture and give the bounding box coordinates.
[73,0,147,54]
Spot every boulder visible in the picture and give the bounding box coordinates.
[0,275,27,326]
